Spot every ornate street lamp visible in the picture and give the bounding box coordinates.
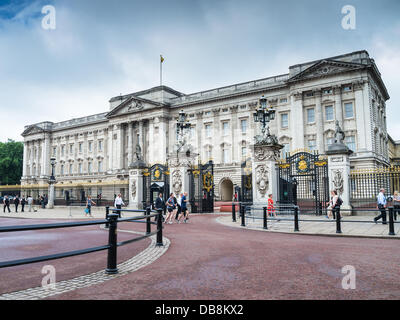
[49,157,56,183]
[253,96,277,144]
[175,109,191,153]
[48,157,56,209]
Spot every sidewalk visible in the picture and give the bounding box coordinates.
[217,214,400,239]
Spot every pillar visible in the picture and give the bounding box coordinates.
[128,168,143,209]
[315,90,325,154]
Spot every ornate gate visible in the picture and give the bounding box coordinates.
[188,160,214,213]
[277,151,329,215]
[142,164,170,209]
[241,158,253,204]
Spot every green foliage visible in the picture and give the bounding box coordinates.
[0,139,23,185]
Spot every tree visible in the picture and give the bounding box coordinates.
[0,139,23,185]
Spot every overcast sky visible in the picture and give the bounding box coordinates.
[1,0,399,142]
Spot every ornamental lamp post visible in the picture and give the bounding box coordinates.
[47,157,56,209]
[253,96,277,144]
[175,109,191,153]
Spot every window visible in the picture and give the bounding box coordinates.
[189,127,195,139]
[326,137,334,149]
[307,108,315,124]
[241,146,247,158]
[69,144,73,154]
[281,113,289,128]
[69,164,73,174]
[323,88,332,95]
[205,111,211,116]
[241,119,247,133]
[98,140,103,151]
[78,163,82,174]
[325,105,334,121]
[60,164,64,175]
[345,136,356,152]
[79,143,82,153]
[88,162,92,174]
[308,140,316,151]
[343,85,352,92]
[52,147,56,156]
[280,98,288,103]
[223,148,230,163]
[61,146,65,156]
[344,102,354,118]
[205,124,212,138]
[98,160,103,172]
[88,141,92,152]
[206,147,212,160]
[223,122,229,136]
[305,91,314,97]
[281,143,290,157]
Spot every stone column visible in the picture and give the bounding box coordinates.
[334,85,343,126]
[354,81,367,151]
[212,108,221,163]
[128,121,133,167]
[36,139,41,177]
[47,183,55,209]
[128,168,144,209]
[22,141,28,177]
[230,105,238,162]
[251,143,283,205]
[315,90,325,154]
[41,133,51,177]
[291,92,304,149]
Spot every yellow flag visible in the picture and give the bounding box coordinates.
[160,55,164,63]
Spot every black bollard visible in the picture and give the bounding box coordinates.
[241,204,246,227]
[294,206,299,232]
[105,206,110,228]
[146,206,151,235]
[263,207,268,230]
[156,211,163,246]
[388,207,395,236]
[105,213,119,274]
[232,203,236,222]
[336,208,342,234]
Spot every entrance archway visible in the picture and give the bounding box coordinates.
[220,178,234,201]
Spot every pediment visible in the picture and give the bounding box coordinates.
[106,96,164,118]
[287,59,366,83]
[21,125,46,137]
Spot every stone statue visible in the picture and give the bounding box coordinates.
[334,120,345,145]
[332,169,344,195]
[135,143,142,161]
[255,165,269,197]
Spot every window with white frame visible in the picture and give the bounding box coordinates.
[98,140,103,151]
[308,140,316,151]
[325,105,334,121]
[326,137,334,149]
[223,148,230,163]
[345,135,356,152]
[241,146,247,158]
[60,164,64,175]
[52,147,56,156]
[281,113,289,128]
[88,141,92,152]
[281,143,290,157]
[222,122,229,136]
[69,163,73,174]
[98,160,103,172]
[79,143,82,153]
[205,124,212,138]
[241,119,247,134]
[61,145,65,156]
[344,102,354,118]
[307,108,315,124]
[88,162,92,174]
[205,146,212,160]
[78,163,82,174]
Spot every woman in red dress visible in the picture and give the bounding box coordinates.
[267,194,276,218]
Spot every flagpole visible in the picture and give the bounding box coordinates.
[160,55,162,87]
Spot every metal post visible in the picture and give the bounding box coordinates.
[336,207,342,234]
[146,206,151,235]
[263,206,268,230]
[232,203,236,222]
[156,211,163,246]
[294,206,299,232]
[105,206,110,228]
[388,206,395,236]
[105,213,119,274]
[241,204,246,227]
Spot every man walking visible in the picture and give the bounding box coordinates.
[114,193,125,217]
[27,195,33,212]
[3,196,11,213]
[20,195,26,212]
[154,192,165,223]
[14,195,20,213]
[374,188,387,224]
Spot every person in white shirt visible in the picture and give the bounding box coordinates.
[175,193,182,222]
[27,195,33,212]
[326,190,338,219]
[114,194,125,217]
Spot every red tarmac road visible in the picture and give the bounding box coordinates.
[1,215,400,299]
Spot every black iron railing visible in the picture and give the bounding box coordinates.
[0,207,164,274]
[232,202,399,236]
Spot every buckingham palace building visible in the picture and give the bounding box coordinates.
[20,50,390,204]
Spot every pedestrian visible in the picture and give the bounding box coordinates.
[14,195,20,213]
[27,195,33,212]
[178,192,189,223]
[374,188,387,224]
[3,196,11,213]
[393,190,400,221]
[85,195,96,217]
[154,192,165,223]
[326,190,338,219]
[165,193,176,224]
[20,195,26,212]
[175,193,182,222]
[114,193,125,217]
[267,194,278,220]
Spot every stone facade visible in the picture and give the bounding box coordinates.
[20,50,390,201]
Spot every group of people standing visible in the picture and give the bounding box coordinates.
[374,188,399,224]
[155,192,190,224]
[2,195,34,213]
